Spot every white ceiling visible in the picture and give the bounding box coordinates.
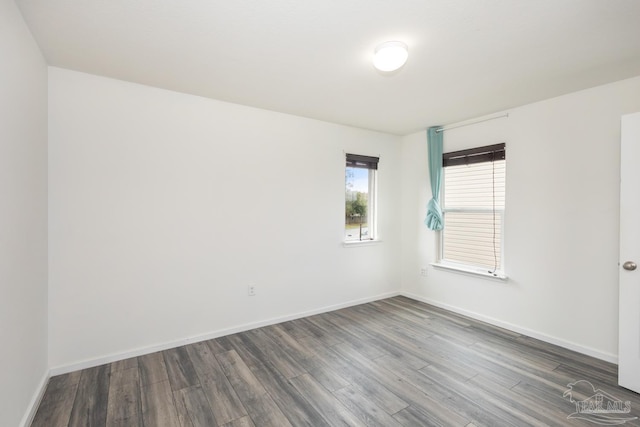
[16,0,640,135]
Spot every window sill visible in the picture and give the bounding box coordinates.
[431,262,508,281]
[342,239,382,248]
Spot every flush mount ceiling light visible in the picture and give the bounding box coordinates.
[373,41,408,72]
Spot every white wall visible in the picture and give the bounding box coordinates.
[0,1,49,426]
[48,67,640,370]
[401,76,640,361]
[48,67,402,370]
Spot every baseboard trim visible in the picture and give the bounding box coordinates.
[49,290,616,377]
[20,370,49,427]
[401,292,618,364]
[50,291,400,376]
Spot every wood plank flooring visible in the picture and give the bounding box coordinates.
[32,296,640,426]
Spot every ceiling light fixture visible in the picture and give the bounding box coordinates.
[373,41,408,72]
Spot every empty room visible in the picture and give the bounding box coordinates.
[3,0,640,425]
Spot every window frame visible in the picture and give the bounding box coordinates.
[437,143,506,278]
[344,153,379,243]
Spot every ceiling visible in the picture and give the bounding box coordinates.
[16,0,640,135]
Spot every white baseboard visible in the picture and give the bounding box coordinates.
[20,370,49,427]
[49,289,615,378]
[50,291,401,376]
[401,291,618,364]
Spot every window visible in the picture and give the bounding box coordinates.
[345,153,378,242]
[441,143,505,275]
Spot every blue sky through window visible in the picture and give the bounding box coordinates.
[347,167,368,193]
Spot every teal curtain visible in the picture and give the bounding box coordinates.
[425,126,444,230]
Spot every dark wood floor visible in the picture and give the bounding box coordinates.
[32,296,640,426]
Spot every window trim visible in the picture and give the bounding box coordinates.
[342,239,382,248]
[344,153,379,243]
[431,261,508,280]
[367,168,378,241]
[437,143,506,275]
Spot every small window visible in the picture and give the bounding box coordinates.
[345,153,378,242]
[441,143,505,274]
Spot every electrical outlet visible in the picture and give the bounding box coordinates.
[420,267,428,277]
[248,284,256,296]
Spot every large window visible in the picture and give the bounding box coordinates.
[441,143,505,274]
[345,153,378,242]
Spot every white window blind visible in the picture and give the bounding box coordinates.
[442,145,505,273]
